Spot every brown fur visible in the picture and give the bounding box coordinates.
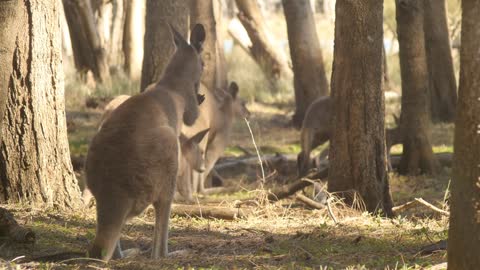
[182,82,250,193]
[85,24,205,261]
[175,129,209,202]
[297,96,331,177]
[297,96,400,176]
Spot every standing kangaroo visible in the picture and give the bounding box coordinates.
[85,24,205,261]
[175,129,209,202]
[297,96,401,176]
[182,82,250,194]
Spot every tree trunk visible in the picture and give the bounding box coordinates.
[0,0,81,209]
[447,0,480,267]
[214,0,229,90]
[63,0,110,83]
[234,0,291,86]
[0,0,18,136]
[108,0,126,67]
[282,0,329,129]
[190,0,218,92]
[123,0,145,80]
[328,0,393,216]
[423,0,457,123]
[395,0,438,175]
[140,0,188,91]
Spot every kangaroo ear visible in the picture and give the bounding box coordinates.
[168,23,188,48]
[190,128,210,144]
[228,82,239,99]
[190,24,206,52]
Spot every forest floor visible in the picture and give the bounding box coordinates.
[0,92,453,270]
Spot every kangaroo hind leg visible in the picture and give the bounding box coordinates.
[88,197,131,261]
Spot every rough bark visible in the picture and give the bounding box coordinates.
[123,0,144,80]
[0,0,81,209]
[424,0,457,123]
[282,0,329,129]
[447,0,480,267]
[140,0,188,92]
[396,0,438,175]
[63,0,110,83]
[235,0,291,85]
[328,0,393,216]
[0,0,18,135]
[190,0,217,92]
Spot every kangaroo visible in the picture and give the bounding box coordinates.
[297,96,331,177]
[182,81,250,194]
[85,23,205,261]
[91,95,209,203]
[297,96,398,176]
[175,129,209,202]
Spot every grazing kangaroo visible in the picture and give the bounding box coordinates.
[182,82,250,193]
[297,96,399,176]
[85,23,205,261]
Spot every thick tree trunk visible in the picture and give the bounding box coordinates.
[123,0,145,80]
[447,0,480,268]
[0,0,18,135]
[282,0,329,129]
[396,0,438,175]
[328,0,393,216]
[235,0,291,86]
[424,0,457,123]
[63,0,110,83]
[190,0,218,92]
[0,0,81,209]
[140,0,188,91]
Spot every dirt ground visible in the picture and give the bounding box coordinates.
[0,98,452,269]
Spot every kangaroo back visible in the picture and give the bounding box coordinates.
[86,23,206,261]
[297,96,331,176]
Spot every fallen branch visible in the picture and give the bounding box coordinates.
[0,207,35,243]
[295,193,325,209]
[392,198,449,216]
[171,204,251,220]
[414,198,449,216]
[267,167,328,201]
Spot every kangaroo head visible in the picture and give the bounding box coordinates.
[227,82,250,119]
[164,23,206,126]
[181,128,209,173]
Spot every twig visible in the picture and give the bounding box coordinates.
[326,198,338,224]
[244,118,267,203]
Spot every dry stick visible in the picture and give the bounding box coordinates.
[392,198,450,216]
[267,167,329,201]
[295,193,325,209]
[171,204,250,220]
[414,198,450,216]
[326,198,338,224]
[244,118,267,203]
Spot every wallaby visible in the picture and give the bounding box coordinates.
[175,129,209,202]
[182,82,250,194]
[297,96,399,176]
[84,23,205,261]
